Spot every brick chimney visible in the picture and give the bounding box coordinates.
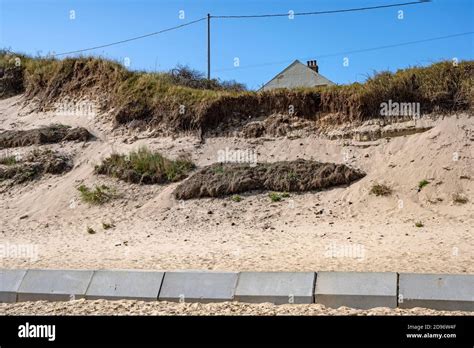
[306,60,319,73]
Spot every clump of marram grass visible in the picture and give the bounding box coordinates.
[268,192,290,202]
[452,193,468,204]
[268,192,282,202]
[418,179,429,190]
[269,192,290,202]
[86,226,96,234]
[0,155,18,165]
[231,194,242,202]
[370,183,392,196]
[77,184,117,205]
[415,221,424,228]
[95,147,195,185]
[212,164,225,174]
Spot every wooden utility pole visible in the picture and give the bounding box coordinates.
[207,13,211,80]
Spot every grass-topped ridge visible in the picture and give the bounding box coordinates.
[174,159,365,200]
[1,51,473,135]
[0,149,72,185]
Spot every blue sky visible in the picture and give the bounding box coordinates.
[1,0,473,89]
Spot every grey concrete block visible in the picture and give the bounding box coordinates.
[399,273,474,311]
[0,269,27,303]
[159,271,238,303]
[314,272,397,309]
[85,270,164,301]
[17,269,94,302]
[235,272,315,304]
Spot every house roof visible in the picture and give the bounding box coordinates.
[260,59,334,91]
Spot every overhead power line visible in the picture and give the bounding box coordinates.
[46,0,434,80]
[212,1,427,18]
[213,31,474,73]
[51,1,429,57]
[53,17,207,57]
[312,31,473,58]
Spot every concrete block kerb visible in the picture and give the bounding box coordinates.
[234,272,316,304]
[314,271,398,309]
[0,269,27,303]
[17,269,94,302]
[158,271,238,303]
[399,273,474,311]
[3,269,473,311]
[85,270,165,301]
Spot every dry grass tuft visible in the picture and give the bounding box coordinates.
[370,183,393,196]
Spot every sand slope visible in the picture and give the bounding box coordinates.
[0,96,472,273]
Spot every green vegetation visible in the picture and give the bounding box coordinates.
[77,184,117,205]
[212,164,225,174]
[370,183,393,196]
[268,192,282,202]
[415,221,424,228]
[418,179,430,190]
[231,194,242,202]
[86,226,96,234]
[95,147,195,184]
[268,191,290,201]
[287,171,298,182]
[0,155,18,165]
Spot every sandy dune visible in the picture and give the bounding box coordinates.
[0,96,473,274]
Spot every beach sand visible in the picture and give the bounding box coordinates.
[1,96,472,274]
[2,299,472,316]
